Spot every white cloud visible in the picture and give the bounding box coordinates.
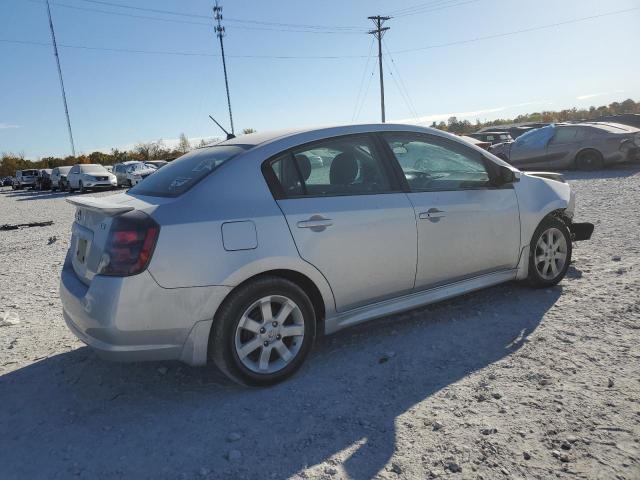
[576,90,624,100]
[0,122,20,129]
[392,101,545,125]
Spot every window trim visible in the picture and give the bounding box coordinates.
[376,131,508,193]
[261,133,404,200]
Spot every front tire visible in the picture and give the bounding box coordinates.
[210,276,316,387]
[527,216,572,288]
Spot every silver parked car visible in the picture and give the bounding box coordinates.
[490,122,640,170]
[50,166,72,191]
[60,124,593,386]
[113,161,157,187]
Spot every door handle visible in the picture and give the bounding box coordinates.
[297,215,333,231]
[419,208,446,221]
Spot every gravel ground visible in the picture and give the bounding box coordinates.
[0,167,639,480]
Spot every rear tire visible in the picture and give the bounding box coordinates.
[527,216,572,288]
[575,150,603,170]
[209,276,316,387]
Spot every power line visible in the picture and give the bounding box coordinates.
[70,0,363,31]
[2,7,636,59]
[0,38,371,59]
[20,0,366,34]
[354,65,376,121]
[388,0,479,17]
[388,0,465,16]
[382,40,418,119]
[351,37,376,121]
[389,7,640,54]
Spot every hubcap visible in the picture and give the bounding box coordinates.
[534,227,567,280]
[234,295,305,374]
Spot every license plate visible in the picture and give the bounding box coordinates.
[76,238,88,263]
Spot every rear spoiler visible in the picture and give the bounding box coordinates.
[66,197,134,216]
[525,171,566,183]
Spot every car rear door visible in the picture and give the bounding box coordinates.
[380,132,521,289]
[264,134,417,312]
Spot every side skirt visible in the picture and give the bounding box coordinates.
[325,269,518,334]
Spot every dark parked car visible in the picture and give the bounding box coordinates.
[489,122,640,170]
[468,131,513,145]
[35,169,53,190]
[591,114,640,129]
[2,177,13,187]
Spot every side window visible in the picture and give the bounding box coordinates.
[383,133,491,192]
[550,127,577,144]
[266,135,392,197]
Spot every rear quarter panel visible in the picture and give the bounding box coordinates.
[145,149,336,314]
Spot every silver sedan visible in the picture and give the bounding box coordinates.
[60,124,593,386]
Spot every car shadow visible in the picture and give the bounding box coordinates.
[0,282,560,479]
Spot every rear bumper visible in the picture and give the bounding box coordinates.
[569,222,594,241]
[59,251,231,365]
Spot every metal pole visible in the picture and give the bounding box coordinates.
[46,0,76,156]
[368,16,390,123]
[214,1,234,135]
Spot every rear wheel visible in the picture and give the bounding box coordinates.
[79,181,85,193]
[527,216,572,288]
[575,150,603,170]
[210,276,316,386]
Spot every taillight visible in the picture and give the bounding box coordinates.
[99,210,160,276]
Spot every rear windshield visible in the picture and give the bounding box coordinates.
[129,145,249,197]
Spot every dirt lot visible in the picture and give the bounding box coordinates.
[0,168,639,480]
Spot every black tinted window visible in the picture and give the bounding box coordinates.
[130,145,248,197]
[267,135,392,197]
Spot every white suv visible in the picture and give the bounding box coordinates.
[13,169,38,189]
[67,164,117,192]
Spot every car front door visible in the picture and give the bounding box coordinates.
[381,132,521,289]
[68,166,80,188]
[264,134,417,312]
[544,126,581,168]
[509,126,556,167]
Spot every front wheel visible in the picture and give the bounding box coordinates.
[575,150,603,170]
[527,216,572,288]
[210,276,316,386]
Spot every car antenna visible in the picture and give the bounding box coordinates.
[208,115,235,140]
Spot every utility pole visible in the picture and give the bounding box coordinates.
[46,0,76,156]
[213,1,234,135]
[368,15,390,123]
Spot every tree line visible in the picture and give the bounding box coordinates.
[1,99,638,177]
[434,98,639,135]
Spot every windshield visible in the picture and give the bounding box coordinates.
[515,124,555,147]
[126,162,149,172]
[58,166,72,174]
[80,164,107,173]
[130,145,249,197]
[22,170,37,176]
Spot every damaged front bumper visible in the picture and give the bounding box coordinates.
[569,222,594,241]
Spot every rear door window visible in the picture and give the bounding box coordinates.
[265,135,394,198]
[130,145,249,197]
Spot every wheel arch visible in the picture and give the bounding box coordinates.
[574,147,603,166]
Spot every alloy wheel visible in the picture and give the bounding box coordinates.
[534,227,568,280]
[234,295,305,374]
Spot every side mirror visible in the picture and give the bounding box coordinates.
[497,165,519,185]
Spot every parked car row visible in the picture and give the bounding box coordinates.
[488,122,640,170]
[9,160,169,193]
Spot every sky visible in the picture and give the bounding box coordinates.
[1,0,639,159]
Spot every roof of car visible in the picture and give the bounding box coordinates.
[575,122,639,133]
[206,123,461,150]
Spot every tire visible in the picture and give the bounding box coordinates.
[527,216,572,288]
[209,276,316,387]
[575,150,603,170]
[79,181,84,193]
